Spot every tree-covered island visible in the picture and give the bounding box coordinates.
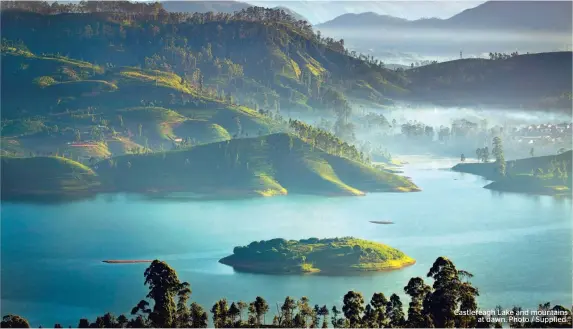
[219,237,415,274]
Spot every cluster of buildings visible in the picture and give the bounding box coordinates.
[511,122,572,145]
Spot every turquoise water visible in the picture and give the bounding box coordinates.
[1,157,571,327]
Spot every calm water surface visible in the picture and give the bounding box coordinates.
[2,157,571,326]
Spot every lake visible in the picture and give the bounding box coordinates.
[1,156,571,327]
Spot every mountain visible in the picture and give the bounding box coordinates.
[0,4,421,200]
[404,52,572,111]
[445,1,573,32]
[0,7,407,118]
[248,1,483,25]
[316,1,572,32]
[161,1,251,14]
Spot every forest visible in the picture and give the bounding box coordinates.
[2,257,571,328]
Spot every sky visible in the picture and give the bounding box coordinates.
[247,0,487,24]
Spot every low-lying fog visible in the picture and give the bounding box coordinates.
[318,27,572,64]
[291,104,572,160]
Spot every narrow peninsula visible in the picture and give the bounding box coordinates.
[451,151,572,197]
[219,237,415,274]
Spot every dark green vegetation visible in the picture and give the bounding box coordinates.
[0,4,406,121]
[0,2,431,200]
[219,237,415,274]
[3,258,571,328]
[1,133,419,200]
[1,2,571,183]
[405,52,572,111]
[453,149,572,196]
[0,155,100,200]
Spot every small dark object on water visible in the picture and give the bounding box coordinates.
[103,260,153,264]
[370,221,395,225]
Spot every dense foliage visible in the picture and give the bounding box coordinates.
[220,237,414,274]
[3,257,571,328]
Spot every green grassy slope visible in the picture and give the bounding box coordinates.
[219,237,416,274]
[0,10,407,116]
[95,133,419,197]
[1,48,279,156]
[1,155,100,198]
[452,151,572,196]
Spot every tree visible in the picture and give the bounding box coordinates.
[134,260,191,328]
[237,301,247,323]
[280,296,297,327]
[1,315,31,328]
[211,299,229,328]
[318,305,329,328]
[190,302,208,328]
[482,147,490,163]
[331,306,343,328]
[77,319,89,328]
[386,294,405,327]
[476,148,483,162]
[342,290,365,327]
[228,302,239,325]
[254,296,269,325]
[424,256,479,328]
[404,277,432,328]
[492,137,506,176]
[370,292,388,327]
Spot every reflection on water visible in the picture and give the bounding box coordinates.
[1,157,571,327]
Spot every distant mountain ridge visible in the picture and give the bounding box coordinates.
[161,1,308,22]
[161,1,252,14]
[316,1,572,32]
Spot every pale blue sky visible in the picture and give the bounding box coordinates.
[248,0,487,24]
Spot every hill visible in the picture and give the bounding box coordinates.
[94,133,420,198]
[0,155,100,200]
[0,43,282,158]
[403,52,573,111]
[0,8,406,119]
[161,1,251,14]
[1,134,420,201]
[316,1,572,32]
[219,237,416,274]
[452,150,572,196]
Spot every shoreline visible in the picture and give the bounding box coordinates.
[218,259,416,276]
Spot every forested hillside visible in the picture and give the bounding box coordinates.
[1,1,571,199]
[405,52,572,111]
[1,3,407,121]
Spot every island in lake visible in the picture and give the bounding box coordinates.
[219,237,415,274]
